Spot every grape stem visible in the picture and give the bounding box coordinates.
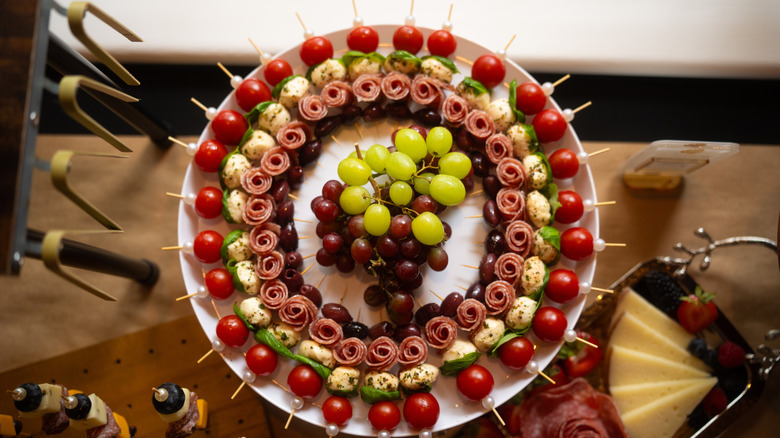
[354,143,382,194]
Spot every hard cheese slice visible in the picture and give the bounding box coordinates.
[610,377,717,413]
[609,345,710,387]
[612,287,694,350]
[17,383,63,419]
[69,394,108,431]
[620,378,718,438]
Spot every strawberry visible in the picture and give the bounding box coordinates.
[701,386,727,417]
[677,286,718,333]
[717,341,746,369]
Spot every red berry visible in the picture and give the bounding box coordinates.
[701,386,727,417]
[717,341,745,369]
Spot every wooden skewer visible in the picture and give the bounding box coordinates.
[301,263,315,276]
[461,264,479,270]
[491,407,506,426]
[330,135,343,148]
[317,274,327,288]
[299,236,311,240]
[429,290,444,301]
[295,12,307,33]
[294,218,311,223]
[271,379,289,392]
[414,296,423,307]
[338,285,347,305]
[591,286,614,293]
[455,55,473,66]
[248,38,263,56]
[572,101,592,114]
[474,241,484,245]
[456,284,468,291]
[409,0,415,16]
[375,121,380,136]
[285,408,295,429]
[197,349,214,364]
[190,97,208,112]
[231,381,246,399]
[176,292,198,302]
[576,337,599,349]
[168,136,188,147]
[288,194,300,201]
[552,74,571,88]
[166,192,184,199]
[216,62,233,79]
[594,201,616,206]
[356,307,362,322]
[352,0,358,17]
[537,369,556,384]
[504,34,517,51]
[605,243,627,247]
[447,3,453,21]
[302,253,316,260]
[465,214,483,219]
[161,246,182,251]
[354,123,364,139]
[588,147,610,157]
[316,160,325,168]
[467,189,484,197]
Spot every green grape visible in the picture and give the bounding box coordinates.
[438,152,472,179]
[364,144,390,173]
[411,211,444,246]
[338,157,372,186]
[339,186,371,215]
[426,126,453,157]
[385,152,417,181]
[394,129,427,162]
[429,174,466,206]
[363,204,391,236]
[411,172,435,195]
[348,149,368,159]
[389,181,413,205]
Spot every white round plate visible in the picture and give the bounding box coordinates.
[179,24,598,437]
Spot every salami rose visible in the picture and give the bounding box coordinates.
[320,81,354,108]
[442,94,469,126]
[259,279,288,310]
[410,75,446,108]
[333,337,368,367]
[505,220,535,257]
[278,295,317,331]
[241,166,273,195]
[456,299,488,332]
[260,146,290,176]
[164,393,200,438]
[485,133,513,164]
[249,225,279,255]
[352,73,384,102]
[381,71,412,101]
[424,316,458,350]
[243,194,276,225]
[86,405,121,438]
[496,187,526,222]
[464,109,496,140]
[495,252,525,287]
[255,250,284,280]
[297,95,328,122]
[496,157,527,188]
[276,121,311,151]
[365,336,399,371]
[398,336,429,367]
[485,280,516,315]
[308,318,344,348]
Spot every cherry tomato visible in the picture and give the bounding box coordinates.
[246,344,278,376]
[532,109,567,143]
[427,30,457,57]
[264,59,294,87]
[392,25,423,54]
[456,364,493,401]
[515,82,546,115]
[204,268,234,300]
[235,78,271,112]
[471,54,505,89]
[287,364,322,399]
[193,139,228,173]
[560,227,594,261]
[562,331,602,378]
[368,401,401,431]
[548,148,580,179]
[211,110,248,146]
[403,392,440,430]
[532,307,568,343]
[194,186,223,219]
[193,230,223,264]
[546,269,580,304]
[216,314,249,348]
[347,26,379,53]
[322,396,353,427]
[555,191,584,224]
[300,36,334,66]
[498,336,534,371]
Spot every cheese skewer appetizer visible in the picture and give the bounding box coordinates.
[152,383,207,437]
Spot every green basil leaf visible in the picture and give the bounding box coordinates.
[508,80,526,124]
[359,386,401,404]
[523,123,540,154]
[539,226,561,251]
[458,77,489,96]
[421,55,459,74]
[534,151,554,187]
[540,182,561,222]
[221,189,237,224]
[305,61,324,82]
[341,50,368,69]
[245,101,273,124]
[490,331,520,356]
[254,329,332,380]
[400,384,433,396]
[225,259,245,293]
[218,148,242,190]
[384,50,422,70]
[271,75,301,99]
[220,229,246,265]
[529,276,547,302]
[440,351,481,376]
[238,126,254,148]
[233,301,256,332]
[365,51,386,65]
[326,387,359,398]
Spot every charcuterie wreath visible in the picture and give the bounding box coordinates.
[175,13,607,438]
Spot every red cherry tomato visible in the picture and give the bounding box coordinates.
[555,190,584,224]
[498,336,534,371]
[211,110,248,146]
[368,401,401,431]
[546,269,580,304]
[246,344,278,376]
[403,392,440,430]
[235,78,271,112]
[204,268,234,300]
[287,364,322,399]
[560,227,594,261]
[300,36,334,66]
[548,148,580,179]
[515,82,546,115]
[193,230,223,264]
[532,307,568,343]
[471,54,505,89]
[562,331,603,378]
[427,30,457,57]
[392,25,424,54]
[216,314,249,348]
[193,139,228,173]
[264,59,294,87]
[532,109,567,143]
[456,364,494,401]
[322,396,352,427]
[194,186,223,219]
[347,26,379,53]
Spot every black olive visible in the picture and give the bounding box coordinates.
[322,303,352,324]
[12,383,42,412]
[485,229,507,254]
[369,321,395,340]
[269,180,290,203]
[298,139,323,166]
[281,268,303,292]
[440,292,464,318]
[151,383,185,415]
[287,165,305,188]
[385,101,412,120]
[469,151,490,177]
[276,199,295,225]
[412,108,442,126]
[393,323,421,343]
[285,251,303,270]
[342,322,369,340]
[279,223,298,252]
[479,253,498,284]
[314,116,342,138]
[65,393,92,420]
[298,284,322,308]
[482,200,501,227]
[466,282,486,303]
[482,175,502,199]
[362,103,386,122]
[414,303,441,326]
[340,105,362,124]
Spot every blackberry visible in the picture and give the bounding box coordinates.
[633,270,686,318]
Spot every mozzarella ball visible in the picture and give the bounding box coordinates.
[526,190,552,228]
[521,256,546,296]
[399,363,440,391]
[348,58,382,81]
[310,59,347,88]
[420,58,453,83]
[239,297,271,327]
[326,366,361,394]
[298,340,335,369]
[470,317,505,352]
[362,370,399,392]
[506,124,534,159]
[533,229,560,265]
[486,98,516,133]
[234,260,260,295]
[384,56,419,75]
[224,189,248,224]
[240,130,276,160]
[442,339,479,364]
[220,153,251,190]
[278,76,311,108]
[505,297,538,330]
[257,103,291,136]
[226,230,252,262]
[523,154,549,190]
[268,321,300,348]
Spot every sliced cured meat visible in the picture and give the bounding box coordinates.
[333,337,368,367]
[259,146,291,176]
[255,250,284,280]
[261,221,281,235]
[165,392,200,438]
[352,73,384,102]
[365,336,399,371]
[241,166,273,195]
[308,318,344,348]
[41,384,69,435]
[86,405,121,438]
[442,94,469,126]
[278,295,318,331]
[485,133,513,164]
[259,279,288,310]
[424,316,457,350]
[320,81,354,108]
[496,187,526,222]
[464,109,496,140]
[505,220,535,257]
[297,95,328,122]
[398,336,428,367]
[456,299,488,332]
[276,121,311,151]
[243,194,276,226]
[495,252,525,287]
[410,75,446,108]
[484,280,516,315]
[496,157,527,188]
[380,71,412,101]
[248,225,278,255]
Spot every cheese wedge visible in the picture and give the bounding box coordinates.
[17,383,63,419]
[608,345,710,387]
[195,398,208,429]
[0,414,16,435]
[612,288,694,350]
[610,377,717,413]
[113,412,131,438]
[159,388,191,423]
[610,311,710,371]
[620,378,718,438]
[69,394,108,431]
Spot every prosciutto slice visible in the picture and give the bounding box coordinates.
[260,146,290,176]
[497,157,527,188]
[255,251,284,280]
[165,392,200,438]
[496,187,526,222]
[410,75,446,108]
[87,405,121,438]
[424,316,457,350]
[398,336,428,367]
[464,109,496,140]
[41,384,69,435]
[276,121,311,151]
[297,95,328,122]
[380,71,412,101]
[243,194,275,225]
[352,73,384,102]
[485,133,513,164]
[249,225,278,255]
[259,279,288,310]
[495,252,525,287]
[333,337,368,367]
[485,280,516,315]
[278,295,317,331]
[456,299,488,332]
[365,336,399,371]
[308,318,343,348]
[320,81,354,108]
[241,166,273,195]
[442,94,469,126]
[505,220,535,257]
